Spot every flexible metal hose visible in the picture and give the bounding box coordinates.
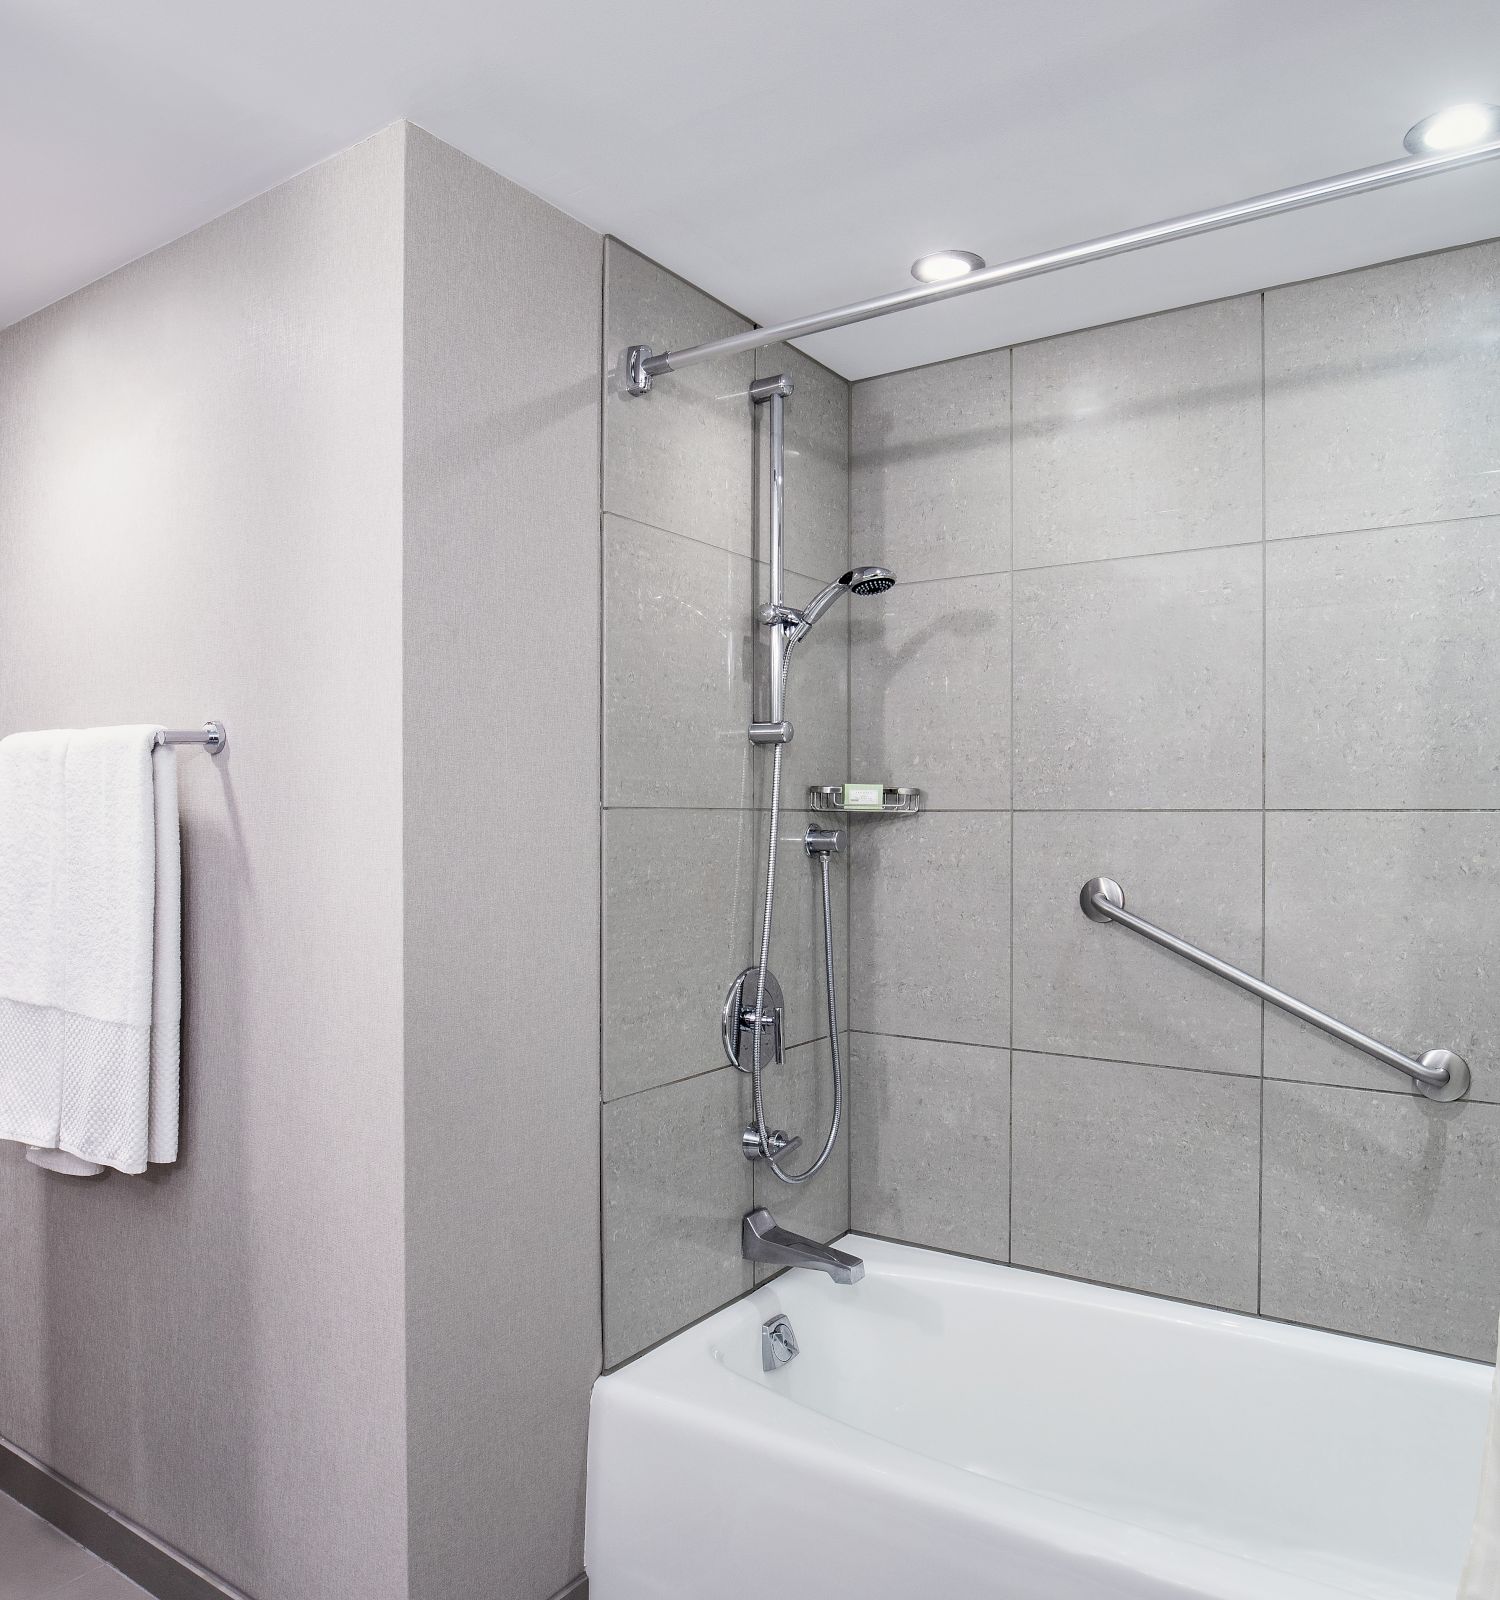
[750,652,842,1184]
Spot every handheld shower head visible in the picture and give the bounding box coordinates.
[845,565,896,597]
[792,566,897,641]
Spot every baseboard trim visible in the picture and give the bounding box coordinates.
[0,1434,249,1600]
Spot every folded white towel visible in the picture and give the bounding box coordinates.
[0,727,181,1175]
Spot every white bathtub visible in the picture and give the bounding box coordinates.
[585,1235,1491,1599]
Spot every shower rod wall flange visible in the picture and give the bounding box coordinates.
[619,135,1500,395]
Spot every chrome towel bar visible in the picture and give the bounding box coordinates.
[154,721,227,754]
[1078,877,1470,1102]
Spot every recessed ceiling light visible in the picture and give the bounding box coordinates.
[1404,103,1500,155]
[911,250,986,284]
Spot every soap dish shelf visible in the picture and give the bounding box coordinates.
[808,786,923,817]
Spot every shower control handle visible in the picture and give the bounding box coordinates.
[723,968,786,1071]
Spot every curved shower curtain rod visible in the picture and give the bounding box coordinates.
[622,135,1500,394]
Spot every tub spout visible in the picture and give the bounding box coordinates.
[742,1207,865,1284]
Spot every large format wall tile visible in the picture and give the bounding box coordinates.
[1013,544,1263,809]
[1013,297,1262,568]
[850,572,1010,809]
[604,809,755,1101]
[603,1069,752,1366]
[1264,811,1500,1103]
[850,1034,1009,1258]
[604,809,848,1101]
[603,239,754,554]
[757,343,850,584]
[849,812,1010,1045]
[850,349,1011,582]
[603,514,754,808]
[1266,518,1500,809]
[1011,1053,1260,1310]
[1013,812,1263,1075]
[1261,1082,1500,1359]
[1265,239,1500,540]
[753,1033,851,1277]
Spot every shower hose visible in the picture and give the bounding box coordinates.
[749,652,843,1184]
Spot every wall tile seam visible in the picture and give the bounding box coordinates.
[1258,285,1269,1318]
[1007,341,1017,1266]
[854,1032,1491,1104]
[853,498,1498,585]
[848,230,1500,392]
[603,507,838,589]
[1012,806,1500,815]
[602,1048,837,1110]
[843,1230,1491,1366]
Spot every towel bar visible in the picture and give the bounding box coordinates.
[155,721,226,754]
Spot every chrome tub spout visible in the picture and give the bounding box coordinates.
[742,1207,864,1284]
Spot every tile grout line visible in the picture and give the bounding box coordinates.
[845,370,856,1237]
[597,247,610,1365]
[1257,288,1268,1320]
[845,1029,1480,1102]
[883,506,1500,590]
[1007,343,1017,1266]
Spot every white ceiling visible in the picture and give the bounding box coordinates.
[4,0,1499,378]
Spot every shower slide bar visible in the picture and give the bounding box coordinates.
[622,134,1500,393]
[1078,878,1471,1102]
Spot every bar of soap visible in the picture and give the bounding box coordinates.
[842,783,885,811]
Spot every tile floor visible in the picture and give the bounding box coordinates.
[0,1491,148,1599]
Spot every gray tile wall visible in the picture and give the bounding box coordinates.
[599,242,852,1366]
[849,237,1500,1361]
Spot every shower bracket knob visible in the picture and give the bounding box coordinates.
[742,1126,802,1163]
[749,721,793,744]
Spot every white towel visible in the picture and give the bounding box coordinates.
[0,726,181,1176]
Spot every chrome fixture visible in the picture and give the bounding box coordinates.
[620,129,1500,394]
[804,825,842,857]
[749,371,793,739]
[808,785,922,817]
[762,1313,800,1371]
[911,249,986,283]
[1405,103,1500,155]
[742,1126,801,1163]
[787,567,895,646]
[1079,877,1471,1102]
[756,566,895,652]
[743,1208,865,1285]
[154,721,227,754]
[723,968,784,1072]
[734,377,896,1184]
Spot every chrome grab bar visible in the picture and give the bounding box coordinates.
[1078,878,1471,1102]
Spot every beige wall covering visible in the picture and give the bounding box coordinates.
[402,128,602,1599]
[0,128,410,1596]
[0,123,604,1599]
